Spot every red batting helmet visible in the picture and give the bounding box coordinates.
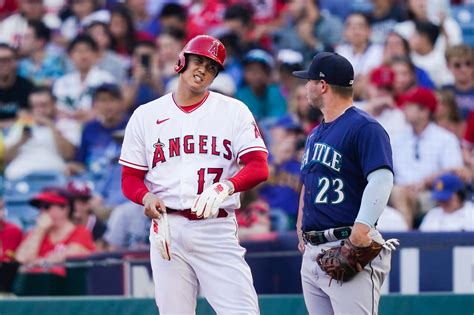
[174,35,226,73]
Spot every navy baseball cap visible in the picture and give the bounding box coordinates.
[293,52,354,87]
[431,173,465,202]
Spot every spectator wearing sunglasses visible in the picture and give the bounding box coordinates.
[15,187,95,277]
[443,44,474,119]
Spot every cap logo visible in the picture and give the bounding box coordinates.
[435,181,443,191]
[208,40,219,57]
[319,72,325,77]
[349,80,354,85]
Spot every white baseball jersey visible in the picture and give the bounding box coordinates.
[119,91,267,210]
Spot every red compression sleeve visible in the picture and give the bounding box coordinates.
[122,165,149,205]
[228,151,269,192]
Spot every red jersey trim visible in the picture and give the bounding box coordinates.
[237,146,268,158]
[172,91,210,114]
[119,158,148,171]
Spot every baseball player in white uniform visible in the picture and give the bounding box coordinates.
[119,35,269,314]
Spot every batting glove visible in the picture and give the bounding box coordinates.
[149,213,171,260]
[191,181,234,219]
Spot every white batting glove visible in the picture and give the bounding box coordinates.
[383,238,400,251]
[149,213,171,260]
[191,181,233,219]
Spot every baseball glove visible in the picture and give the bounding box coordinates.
[316,238,383,285]
[149,213,171,260]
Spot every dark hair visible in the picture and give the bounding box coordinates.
[29,86,56,101]
[93,83,123,101]
[224,3,253,25]
[329,84,353,98]
[28,20,51,42]
[437,89,462,123]
[347,11,371,27]
[133,39,155,52]
[67,34,99,53]
[415,21,440,47]
[159,3,187,21]
[160,26,186,42]
[0,43,16,55]
[110,4,136,55]
[86,21,114,50]
[390,55,416,74]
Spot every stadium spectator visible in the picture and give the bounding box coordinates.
[103,202,149,251]
[68,84,129,181]
[361,65,408,138]
[67,180,107,250]
[391,56,420,105]
[60,0,109,42]
[435,89,464,139]
[394,0,462,53]
[376,205,410,232]
[109,4,152,57]
[123,40,163,111]
[391,87,464,227]
[419,173,474,231]
[15,188,95,266]
[276,49,304,99]
[288,83,322,135]
[410,21,453,87]
[443,44,474,118]
[17,21,64,86]
[382,31,435,89]
[336,12,383,77]
[0,43,34,126]
[236,200,271,239]
[85,21,129,84]
[0,0,45,48]
[272,0,343,65]
[367,0,405,45]
[124,0,159,37]
[0,198,22,262]
[155,27,185,86]
[258,115,303,231]
[4,87,80,180]
[157,3,187,36]
[53,34,115,122]
[186,0,227,41]
[236,49,287,123]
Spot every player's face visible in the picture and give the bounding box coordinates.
[305,80,324,109]
[182,54,219,93]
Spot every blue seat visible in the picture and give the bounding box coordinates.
[451,4,474,46]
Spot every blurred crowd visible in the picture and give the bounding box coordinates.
[0,0,474,290]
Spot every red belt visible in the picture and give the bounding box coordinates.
[166,208,228,220]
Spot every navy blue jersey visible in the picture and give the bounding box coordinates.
[301,107,393,231]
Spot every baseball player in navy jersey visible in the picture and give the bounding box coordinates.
[293,52,397,315]
[119,35,268,314]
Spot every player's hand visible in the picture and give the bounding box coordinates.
[36,212,53,232]
[150,214,171,260]
[297,229,305,254]
[143,192,166,219]
[191,181,233,219]
[349,222,372,247]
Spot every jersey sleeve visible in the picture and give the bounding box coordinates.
[356,122,393,177]
[233,105,268,161]
[119,110,148,171]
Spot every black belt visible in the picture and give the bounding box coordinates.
[303,226,352,246]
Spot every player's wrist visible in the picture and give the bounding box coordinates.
[222,180,235,195]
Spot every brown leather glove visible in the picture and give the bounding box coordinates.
[316,238,383,285]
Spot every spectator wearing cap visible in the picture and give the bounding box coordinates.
[236,49,287,123]
[67,180,107,250]
[390,87,464,228]
[272,0,343,65]
[276,49,304,99]
[419,173,474,231]
[4,87,80,180]
[15,187,95,278]
[53,34,115,123]
[17,21,64,87]
[257,114,303,231]
[69,84,129,184]
[359,65,408,139]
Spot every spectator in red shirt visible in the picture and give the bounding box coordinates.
[15,187,95,277]
[0,198,22,262]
